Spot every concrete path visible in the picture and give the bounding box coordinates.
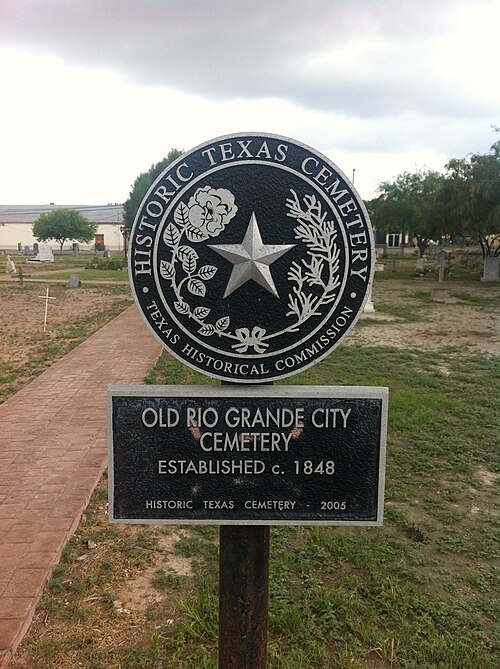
[0,305,162,668]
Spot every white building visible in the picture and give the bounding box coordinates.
[0,204,126,252]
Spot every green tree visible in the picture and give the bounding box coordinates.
[442,139,500,258]
[32,209,98,254]
[123,149,183,230]
[368,169,448,257]
[367,172,416,247]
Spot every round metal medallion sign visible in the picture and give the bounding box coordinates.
[129,133,374,383]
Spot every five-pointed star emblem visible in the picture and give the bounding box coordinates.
[209,212,295,298]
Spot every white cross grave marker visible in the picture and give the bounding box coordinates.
[38,287,56,332]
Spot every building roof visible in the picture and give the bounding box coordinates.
[0,204,124,224]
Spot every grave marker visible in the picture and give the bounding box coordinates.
[5,255,16,274]
[28,244,54,263]
[435,249,452,282]
[435,248,448,266]
[39,244,54,262]
[69,274,80,289]
[481,255,499,282]
[38,287,56,332]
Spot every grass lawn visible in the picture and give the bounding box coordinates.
[374,255,483,283]
[15,336,499,668]
[1,252,128,276]
[1,253,91,273]
[34,268,129,282]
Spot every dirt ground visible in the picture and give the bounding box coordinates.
[0,284,131,362]
[0,277,499,379]
[351,279,500,355]
[0,282,133,402]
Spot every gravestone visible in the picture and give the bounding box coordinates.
[38,244,54,262]
[28,244,54,263]
[435,249,450,282]
[17,242,23,253]
[72,242,80,255]
[481,256,499,282]
[23,245,30,256]
[414,257,425,277]
[5,255,16,273]
[69,274,80,289]
[33,242,39,255]
[363,286,375,313]
[435,249,448,266]
[364,263,384,313]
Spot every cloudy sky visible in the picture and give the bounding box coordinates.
[0,0,498,205]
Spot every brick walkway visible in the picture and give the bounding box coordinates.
[0,305,162,668]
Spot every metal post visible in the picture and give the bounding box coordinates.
[124,228,129,258]
[219,380,271,668]
[219,525,270,668]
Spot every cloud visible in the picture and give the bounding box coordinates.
[0,1,498,204]
[1,0,497,121]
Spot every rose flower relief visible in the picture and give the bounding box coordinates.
[159,185,240,339]
[186,186,238,240]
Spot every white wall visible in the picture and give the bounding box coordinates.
[0,222,125,252]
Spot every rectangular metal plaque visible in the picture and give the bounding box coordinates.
[108,385,388,526]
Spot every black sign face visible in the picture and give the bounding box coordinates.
[108,386,388,526]
[129,133,374,383]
